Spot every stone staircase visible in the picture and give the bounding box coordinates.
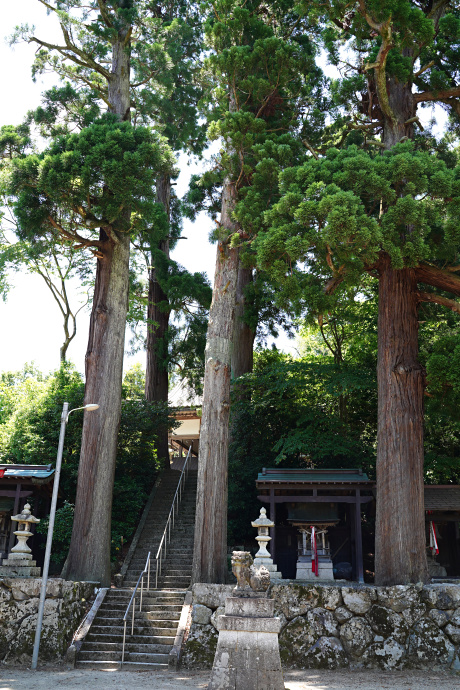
[76,468,197,670]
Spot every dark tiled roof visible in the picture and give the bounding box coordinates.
[256,468,371,484]
[425,487,460,512]
[0,464,54,479]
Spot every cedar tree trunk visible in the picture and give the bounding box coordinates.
[145,174,171,466]
[192,175,240,584]
[62,27,131,586]
[231,265,255,380]
[374,70,428,584]
[375,254,427,584]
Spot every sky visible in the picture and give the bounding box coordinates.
[0,2,220,376]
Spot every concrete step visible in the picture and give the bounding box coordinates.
[100,600,184,611]
[123,575,191,589]
[79,649,170,664]
[82,641,172,654]
[95,611,180,623]
[87,632,176,645]
[75,660,168,671]
[106,589,185,599]
[91,623,178,636]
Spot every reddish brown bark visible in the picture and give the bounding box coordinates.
[62,22,132,586]
[231,266,255,380]
[375,255,428,585]
[145,175,171,465]
[192,175,240,584]
[62,229,130,585]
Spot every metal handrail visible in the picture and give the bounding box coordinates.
[121,551,151,667]
[120,446,192,667]
[154,445,192,588]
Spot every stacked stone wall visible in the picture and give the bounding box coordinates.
[0,577,96,665]
[182,582,460,672]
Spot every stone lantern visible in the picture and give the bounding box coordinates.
[0,503,41,578]
[251,507,281,579]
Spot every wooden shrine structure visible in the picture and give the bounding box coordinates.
[256,468,374,583]
[0,464,55,563]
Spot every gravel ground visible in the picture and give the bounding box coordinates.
[0,668,459,690]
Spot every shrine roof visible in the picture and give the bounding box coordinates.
[0,464,54,480]
[256,468,372,484]
[424,486,460,512]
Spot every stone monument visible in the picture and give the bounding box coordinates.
[251,507,282,579]
[208,551,285,690]
[0,503,41,578]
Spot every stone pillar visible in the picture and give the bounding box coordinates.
[208,551,284,690]
[208,595,284,690]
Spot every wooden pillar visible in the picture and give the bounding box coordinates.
[355,490,364,583]
[269,489,276,564]
[8,483,21,553]
[350,500,356,578]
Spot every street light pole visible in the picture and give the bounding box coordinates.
[31,401,99,670]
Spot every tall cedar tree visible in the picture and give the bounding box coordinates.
[10,0,176,585]
[135,3,208,456]
[256,0,460,584]
[192,0,323,583]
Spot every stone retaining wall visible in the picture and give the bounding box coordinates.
[182,582,460,672]
[0,577,97,665]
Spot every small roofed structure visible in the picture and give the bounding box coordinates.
[0,464,55,564]
[424,486,460,578]
[168,381,201,466]
[256,468,374,583]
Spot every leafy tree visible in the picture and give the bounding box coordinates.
[9,0,181,585]
[0,123,93,363]
[0,363,175,564]
[193,0,325,583]
[228,343,377,544]
[255,0,460,584]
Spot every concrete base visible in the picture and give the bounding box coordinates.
[0,556,41,577]
[208,596,284,690]
[296,556,334,581]
[254,558,282,580]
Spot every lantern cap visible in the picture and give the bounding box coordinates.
[251,506,274,529]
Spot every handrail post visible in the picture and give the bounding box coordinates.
[148,557,151,591]
[122,619,127,667]
[140,575,144,611]
[132,598,135,635]
[156,558,159,588]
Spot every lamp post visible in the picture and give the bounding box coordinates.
[31,401,99,670]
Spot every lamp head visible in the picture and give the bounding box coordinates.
[84,404,99,411]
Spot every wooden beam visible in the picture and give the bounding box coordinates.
[0,490,33,498]
[258,495,374,504]
[269,489,276,565]
[8,483,21,553]
[355,489,364,583]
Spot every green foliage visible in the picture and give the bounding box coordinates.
[10,116,174,240]
[228,342,377,543]
[0,363,177,563]
[36,501,75,564]
[256,143,460,312]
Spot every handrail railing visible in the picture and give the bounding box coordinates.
[154,445,192,588]
[120,446,192,667]
[121,551,150,667]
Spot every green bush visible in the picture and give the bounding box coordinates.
[0,363,176,563]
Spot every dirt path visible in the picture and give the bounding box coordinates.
[0,668,458,690]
